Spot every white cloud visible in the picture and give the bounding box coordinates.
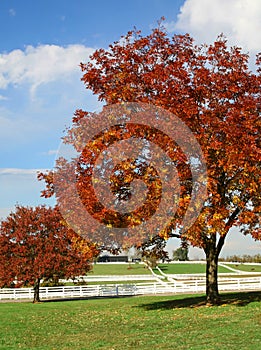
[0,44,95,96]
[0,168,47,176]
[169,0,261,55]
[164,21,176,33]
[42,150,58,156]
[0,43,100,152]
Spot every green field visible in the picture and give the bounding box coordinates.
[90,263,150,275]
[90,263,233,277]
[224,264,261,273]
[156,263,232,274]
[0,292,260,350]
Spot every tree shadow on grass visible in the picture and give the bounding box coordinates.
[136,291,261,310]
[42,295,134,303]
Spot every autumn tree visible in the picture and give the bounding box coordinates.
[172,246,189,261]
[0,205,98,302]
[39,24,260,305]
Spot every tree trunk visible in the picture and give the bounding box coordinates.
[205,244,220,306]
[33,278,41,303]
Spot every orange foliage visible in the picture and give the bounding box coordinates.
[39,25,260,303]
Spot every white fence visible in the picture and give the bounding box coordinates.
[1,277,261,301]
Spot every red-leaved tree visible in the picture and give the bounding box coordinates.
[39,25,261,305]
[0,205,98,302]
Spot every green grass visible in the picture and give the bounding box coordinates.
[90,263,233,277]
[224,263,261,273]
[156,263,232,274]
[90,263,150,275]
[0,292,260,350]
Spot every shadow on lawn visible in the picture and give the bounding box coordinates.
[42,295,133,303]
[137,291,261,310]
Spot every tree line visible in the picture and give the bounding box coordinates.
[220,254,261,263]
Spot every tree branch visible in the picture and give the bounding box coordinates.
[168,232,181,239]
[216,207,241,256]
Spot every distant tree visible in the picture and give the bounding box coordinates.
[223,254,261,263]
[173,246,189,261]
[140,236,169,268]
[253,254,261,263]
[0,205,98,302]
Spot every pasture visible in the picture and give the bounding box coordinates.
[91,263,150,275]
[0,292,260,350]
[156,263,231,274]
[90,262,233,276]
[224,264,261,273]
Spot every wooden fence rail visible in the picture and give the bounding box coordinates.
[0,277,260,300]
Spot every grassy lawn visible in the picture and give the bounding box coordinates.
[90,263,150,275]
[89,263,233,277]
[0,292,260,350]
[157,263,232,274]
[224,264,261,273]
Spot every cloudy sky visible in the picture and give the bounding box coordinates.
[0,0,260,258]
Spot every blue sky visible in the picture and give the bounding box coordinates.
[0,0,260,257]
